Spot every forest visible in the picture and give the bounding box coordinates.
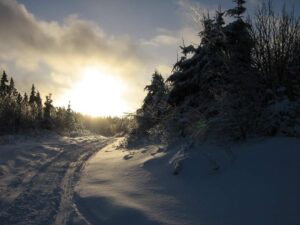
[0,71,131,136]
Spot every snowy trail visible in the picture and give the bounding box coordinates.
[0,135,112,225]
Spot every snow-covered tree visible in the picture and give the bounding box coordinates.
[65,102,75,133]
[132,71,167,138]
[43,94,54,129]
[227,0,246,18]
[36,91,43,122]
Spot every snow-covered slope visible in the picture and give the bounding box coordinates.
[76,137,300,225]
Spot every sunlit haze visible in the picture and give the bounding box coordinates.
[59,66,130,116]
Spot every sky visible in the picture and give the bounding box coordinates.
[0,0,299,116]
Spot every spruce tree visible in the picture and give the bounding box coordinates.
[8,78,16,97]
[28,84,37,127]
[168,10,227,107]
[199,15,215,46]
[65,102,75,133]
[215,7,225,28]
[0,71,9,97]
[22,92,30,128]
[227,0,246,18]
[143,71,166,111]
[29,84,36,104]
[43,94,54,129]
[36,91,43,122]
[15,93,23,132]
[23,92,28,103]
[225,0,253,64]
[134,71,167,136]
[17,93,22,105]
[219,0,261,139]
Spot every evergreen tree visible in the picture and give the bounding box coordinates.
[15,93,23,132]
[65,102,75,133]
[199,15,215,46]
[134,71,167,137]
[216,0,261,139]
[224,0,253,66]
[21,92,30,129]
[161,0,262,139]
[43,94,54,129]
[227,0,246,18]
[29,84,36,104]
[215,7,225,28]
[168,12,227,107]
[23,92,28,103]
[8,78,17,97]
[36,91,43,122]
[143,71,166,111]
[16,93,22,105]
[0,71,9,97]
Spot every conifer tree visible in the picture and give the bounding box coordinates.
[215,7,225,28]
[227,0,246,18]
[43,94,54,129]
[199,15,215,46]
[14,93,23,131]
[8,78,17,97]
[143,71,166,111]
[0,71,8,97]
[65,102,75,133]
[16,93,22,105]
[217,0,261,139]
[29,84,36,104]
[36,91,43,121]
[28,84,38,126]
[225,0,253,63]
[134,71,167,136]
[21,92,30,129]
[23,92,28,103]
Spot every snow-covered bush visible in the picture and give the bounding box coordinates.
[259,89,300,136]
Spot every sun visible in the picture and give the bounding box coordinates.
[60,66,130,117]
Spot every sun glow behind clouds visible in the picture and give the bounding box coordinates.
[60,66,130,117]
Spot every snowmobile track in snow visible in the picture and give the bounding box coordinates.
[0,138,112,225]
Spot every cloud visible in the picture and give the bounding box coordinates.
[0,0,150,110]
[0,0,212,114]
[141,34,179,47]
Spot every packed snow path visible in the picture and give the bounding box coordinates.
[0,134,112,225]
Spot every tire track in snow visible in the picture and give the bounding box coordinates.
[0,137,112,225]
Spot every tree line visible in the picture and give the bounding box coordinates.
[129,0,300,144]
[0,71,130,136]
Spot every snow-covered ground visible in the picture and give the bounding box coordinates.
[1,134,299,225]
[0,133,111,225]
[76,137,300,225]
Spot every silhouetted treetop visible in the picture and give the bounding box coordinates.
[227,0,247,18]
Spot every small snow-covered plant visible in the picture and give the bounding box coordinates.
[259,88,300,136]
[169,145,189,175]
